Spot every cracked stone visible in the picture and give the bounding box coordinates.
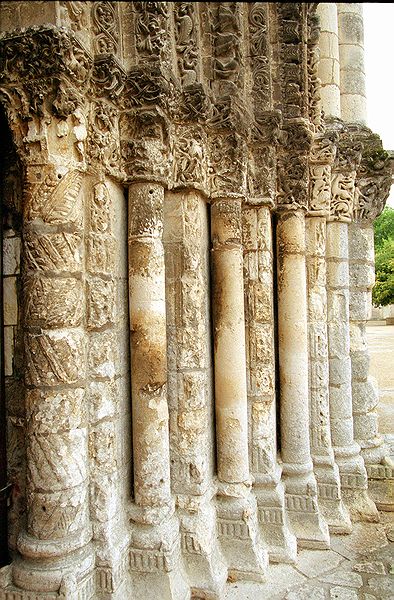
[352,561,385,574]
[329,588,358,600]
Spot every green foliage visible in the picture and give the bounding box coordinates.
[372,208,394,307]
[373,206,394,250]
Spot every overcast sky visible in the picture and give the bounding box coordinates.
[363,3,394,207]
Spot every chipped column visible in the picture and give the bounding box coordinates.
[306,136,352,534]
[164,185,226,598]
[350,133,394,511]
[211,196,268,581]
[337,3,367,125]
[243,201,297,563]
[12,164,94,595]
[128,182,188,599]
[326,129,378,522]
[276,208,330,549]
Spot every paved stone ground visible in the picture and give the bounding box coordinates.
[223,512,393,599]
[224,324,394,599]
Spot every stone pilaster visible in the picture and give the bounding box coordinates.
[326,129,378,522]
[211,197,268,582]
[128,182,188,599]
[306,136,352,533]
[13,163,94,595]
[243,204,297,563]
[276,209,330,548]
[164,190,226,598]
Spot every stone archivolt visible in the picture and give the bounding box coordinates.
[0,3,392,599]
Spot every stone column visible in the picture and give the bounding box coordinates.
[211,197,268,581]
[326,158,378,521]
[337,3,367,125]
[306,138,352,533]
[316,3,341,119]
[276,209,330,548]
[128,182,188,600]
[164,189,226,597]
[349,139,394,511]
[12,164,94,595]
[243,204,297,563]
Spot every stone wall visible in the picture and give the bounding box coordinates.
[0,3,392,599]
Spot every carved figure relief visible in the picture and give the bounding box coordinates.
[174,3,199,87]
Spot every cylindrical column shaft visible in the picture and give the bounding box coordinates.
[128,183,172,512]
[211,198,249,484]
[337,3,367,124]
[277,211,312,468]
[277,210,329,548]
[317,3,341,119]
[14,165,92,592]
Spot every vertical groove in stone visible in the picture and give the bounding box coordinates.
[128,182,172,513]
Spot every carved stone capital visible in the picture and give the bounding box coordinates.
[171,123,208,193]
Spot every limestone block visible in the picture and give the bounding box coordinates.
[338,13,364,46]
[340,69,366,96]
[27,484,89,540]
[348,227,374,261]
[329,356,351,386]
[249,364,275,396]
[318,31,339,61]
[24,276,83,328]
[24,231,83,273]
[349,290,370,321]
[87,234,116,274]
[349,263,375,289]
[340,95,367,124]
[308,289,326,322]
[3,236,21,275]
[90,381,117,423]
[352,378,379,413]
[350,351,369,381]
[89,332,117,379]
[320,85,341,119]
[326,223,348,259]
[26,388,87,433]
[328,289,349,322]
[328,322,350,358]
[339,43,365,72]
[87,277,115,330]
[4,326,14,376]
[3,277,18,325]
[27,429,88,490]
[327,261,350,288]
[309,323,328,361]
[90,475,119,524]
[354,413,379,441]
[90,421,117,474]
[330,383,352,417]
[25,329,85,386]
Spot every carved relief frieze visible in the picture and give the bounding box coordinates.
[172,123,207,191]
[249,2,270,110]
[277,153,309,210]
[133,1,170,65]
[92,2,120,58]
[307,7,323,132]
[210,2,242,98]
[59,2,90,34]
[87,102,121,175]
[120,108,170,181]
[208,132,247,197]
[174,2,199,88]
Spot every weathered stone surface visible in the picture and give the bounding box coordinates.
[0,2,392,598]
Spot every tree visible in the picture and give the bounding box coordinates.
[372,207,394,307]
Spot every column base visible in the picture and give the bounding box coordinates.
[96,542,130,597]
[178,499,227,599]
[129,513,189,600]
[282,468,330,550]
[314,464,352,534]
[365,461,394,512]
[334,446,379,522]
[254,480,297,564]
[11,541,94,595]
[216,485,268,582]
